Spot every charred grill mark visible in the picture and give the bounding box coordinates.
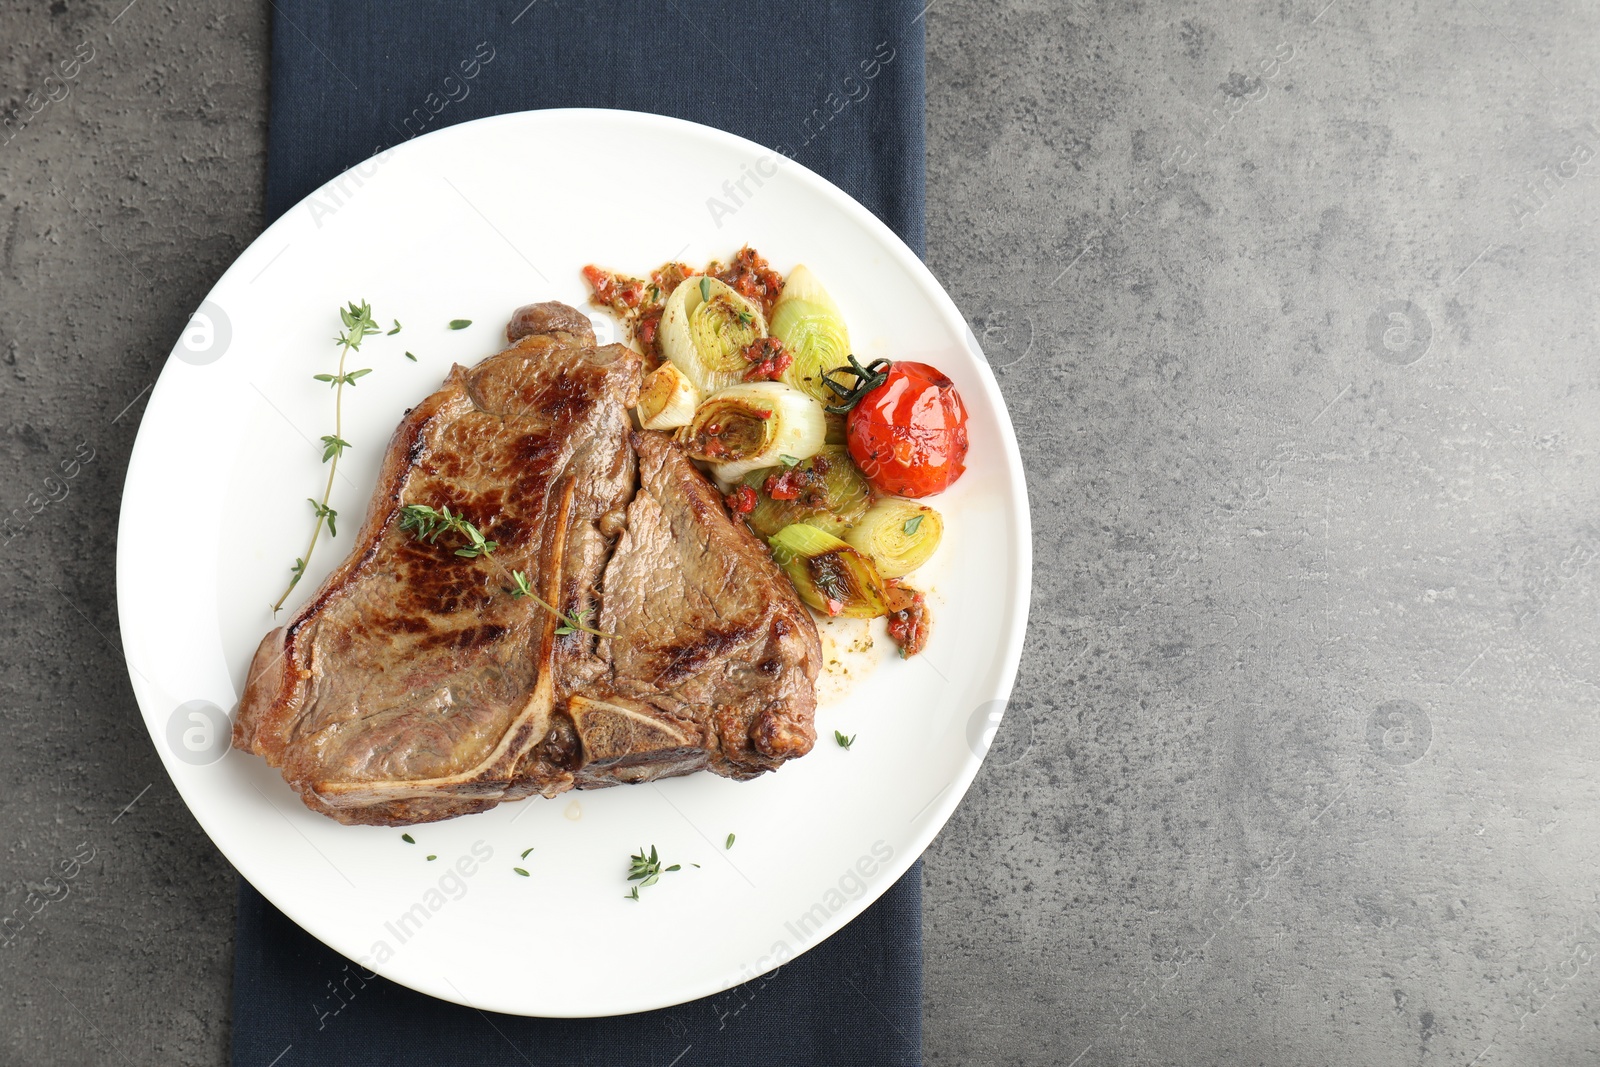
[369,614,431,635]
[511,431,559,466]
[472,488,507,511]
[401,415,432,471]
[415,623,511,652]
[387,553,497,615]
[652,623,759,685]
[535,373,597,422]
[486,516,527,549]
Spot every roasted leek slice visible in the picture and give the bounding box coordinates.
[636,363,699,429]
[768,523,888,619]
[740,446,872,538]
[679,382,827,482]
[844,499,943,578]
[771,265,852,403]
[659,274,767,393]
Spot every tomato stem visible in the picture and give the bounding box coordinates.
[823,355,892,414]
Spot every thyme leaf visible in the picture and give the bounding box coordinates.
[307,498,338,538]
[834,730,856,750]
[625,845,680,899]
[312,368,371,388]
[555,606,595,636]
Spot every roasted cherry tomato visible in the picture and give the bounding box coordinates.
[834,359,968,497]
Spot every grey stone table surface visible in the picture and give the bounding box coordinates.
[3,0,1597,1064]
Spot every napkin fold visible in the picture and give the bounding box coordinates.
[236,3,926,1063]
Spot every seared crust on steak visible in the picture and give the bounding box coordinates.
[233,302,820,825]
[546,432,821,788]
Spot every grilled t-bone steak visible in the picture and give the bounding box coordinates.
[234,302,820,825]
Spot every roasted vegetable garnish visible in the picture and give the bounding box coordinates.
[712,246,786,319]
[768,523,888,619]
[771,264,852,404]
[840,360,969,498]
[738,446,871,538]
[844,498,943,579]
[742,336,794,382]
[660,275,767,393]
[680,382,827,482]
[636,362,699,429]
[884,583,929,657]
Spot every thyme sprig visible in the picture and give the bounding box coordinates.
[398,504,498,558]
[272,300,382,613]
[307,499,338,537]
[835,730,856,750]
[625,845,680,901]
[509,570,534,597]
[511,569,606,637]
[312,368,371,388]
[555,606,595,636]
[398,503,613,638]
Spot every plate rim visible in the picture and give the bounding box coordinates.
[116,106,1033,1017]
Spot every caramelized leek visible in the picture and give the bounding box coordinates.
[771,265,852,403]
[659,275,767,393]
[680,382,827,482]
[740,446,872,538]
[636,362,699,429]
[844,499,943,579]
[768,523,888,618]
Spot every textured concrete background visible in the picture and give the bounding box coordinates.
[3,0,1598,1064]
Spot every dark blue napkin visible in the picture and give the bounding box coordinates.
[235,3,926,1064]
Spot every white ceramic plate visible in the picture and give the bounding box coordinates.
[117,109,1030,1017]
